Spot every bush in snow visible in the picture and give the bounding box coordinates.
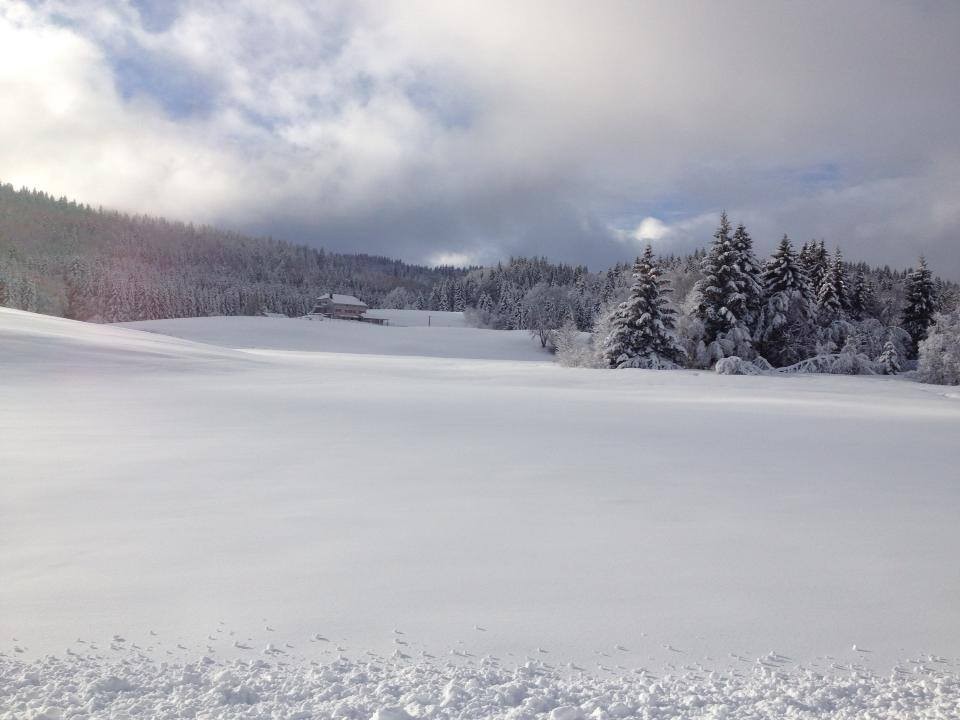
[552,320,604,367]
[877,341,901,375]
[917,308,960,385]
[778,352,877,375]
[836,319,911,362]
[715,356,765,375]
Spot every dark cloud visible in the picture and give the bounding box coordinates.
[3,1,959,277]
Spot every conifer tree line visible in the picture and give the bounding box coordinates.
[0,184,467,321]
[545,212,955,372]
[1,183,956,376]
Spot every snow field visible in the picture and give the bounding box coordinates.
[118,313,545,361]
[3,308,960,718]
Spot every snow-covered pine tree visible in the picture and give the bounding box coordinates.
[477,292,494,315]
[694,213,754,359]
[602,245,683,369]
[452,282,466,311]
[878,340,901,375]
[756,235,815,366]
[816,253,843,320]
[697,212,742,343]
[830,248,848,312]
[901,256,937,355]
[849,270,868,320]
[799,240,829,294]
[731,223,763,335]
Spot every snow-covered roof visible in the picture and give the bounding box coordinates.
[317,294,367,307]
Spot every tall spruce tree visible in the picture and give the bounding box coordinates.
[901,256,937,354]
[849,270,868,319]
[800,240,829,294]
[696,213,747,343]
[757,235,815,366]
[816,250,844,320]
[830,248,848,311]
[603,245,683,368]
[731,223,764,335]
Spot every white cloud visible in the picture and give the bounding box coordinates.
[633,218,670,243]
[427,252,478,268]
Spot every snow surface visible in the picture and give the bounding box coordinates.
[3,308,960,717]
[118,313,542,360]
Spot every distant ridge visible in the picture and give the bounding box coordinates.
[0,183,467,322]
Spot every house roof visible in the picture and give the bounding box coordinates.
[318,294,367,307]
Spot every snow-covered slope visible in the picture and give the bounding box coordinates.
[2,307,248,373]
[3,308,960,718]
[119,312,547,361]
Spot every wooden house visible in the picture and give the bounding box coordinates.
[310,293,387,324]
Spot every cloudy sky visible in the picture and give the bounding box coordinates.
[2,0,959,276]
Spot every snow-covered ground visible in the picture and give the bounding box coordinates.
[117,312,545,361]
[3,307,960,718]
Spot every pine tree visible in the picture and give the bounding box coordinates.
[696,212,748,344]
[849,270,868,319]
[756,235,815,366]
[477,292,494,314]
[901,256,937,354]
[452,282,466,311]
[817,252,843,320]
[831,248,848,311]
[731,223,763,334]
[799,240,829,293]
[602,246,683,368]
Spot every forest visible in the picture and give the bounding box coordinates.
[2,184,958,382]
[0,184,468,321]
